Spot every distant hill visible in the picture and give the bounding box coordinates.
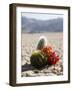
[21,16,63,33]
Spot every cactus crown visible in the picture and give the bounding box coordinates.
[37,36,47,50]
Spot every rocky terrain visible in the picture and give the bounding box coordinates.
[21,32,63,77]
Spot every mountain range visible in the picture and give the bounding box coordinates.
[21,16,63,33]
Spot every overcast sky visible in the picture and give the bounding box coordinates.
[22,12,63,20]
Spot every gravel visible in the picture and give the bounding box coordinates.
[21,33,63,77]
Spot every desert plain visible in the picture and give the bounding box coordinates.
[21,32,63,77]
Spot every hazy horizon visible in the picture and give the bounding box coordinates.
[21,12,63,20]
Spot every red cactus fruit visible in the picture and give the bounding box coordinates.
[41,46,53,56]
[48,51,60,65]
[41,46,60,65]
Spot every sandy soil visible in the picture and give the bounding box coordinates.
[21,32,63,77]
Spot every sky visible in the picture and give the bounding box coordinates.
[21,12,63,20]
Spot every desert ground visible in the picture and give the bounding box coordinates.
[21,32,63,77]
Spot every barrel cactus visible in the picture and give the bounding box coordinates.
[30,50,48,69]
[37,36,47,50]
[30,36,60,69]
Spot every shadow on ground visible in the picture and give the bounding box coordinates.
[22,63,50,72]
[22,64,35,72]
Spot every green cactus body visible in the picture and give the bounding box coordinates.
[30,50,48,69]
[37,36,47,50]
